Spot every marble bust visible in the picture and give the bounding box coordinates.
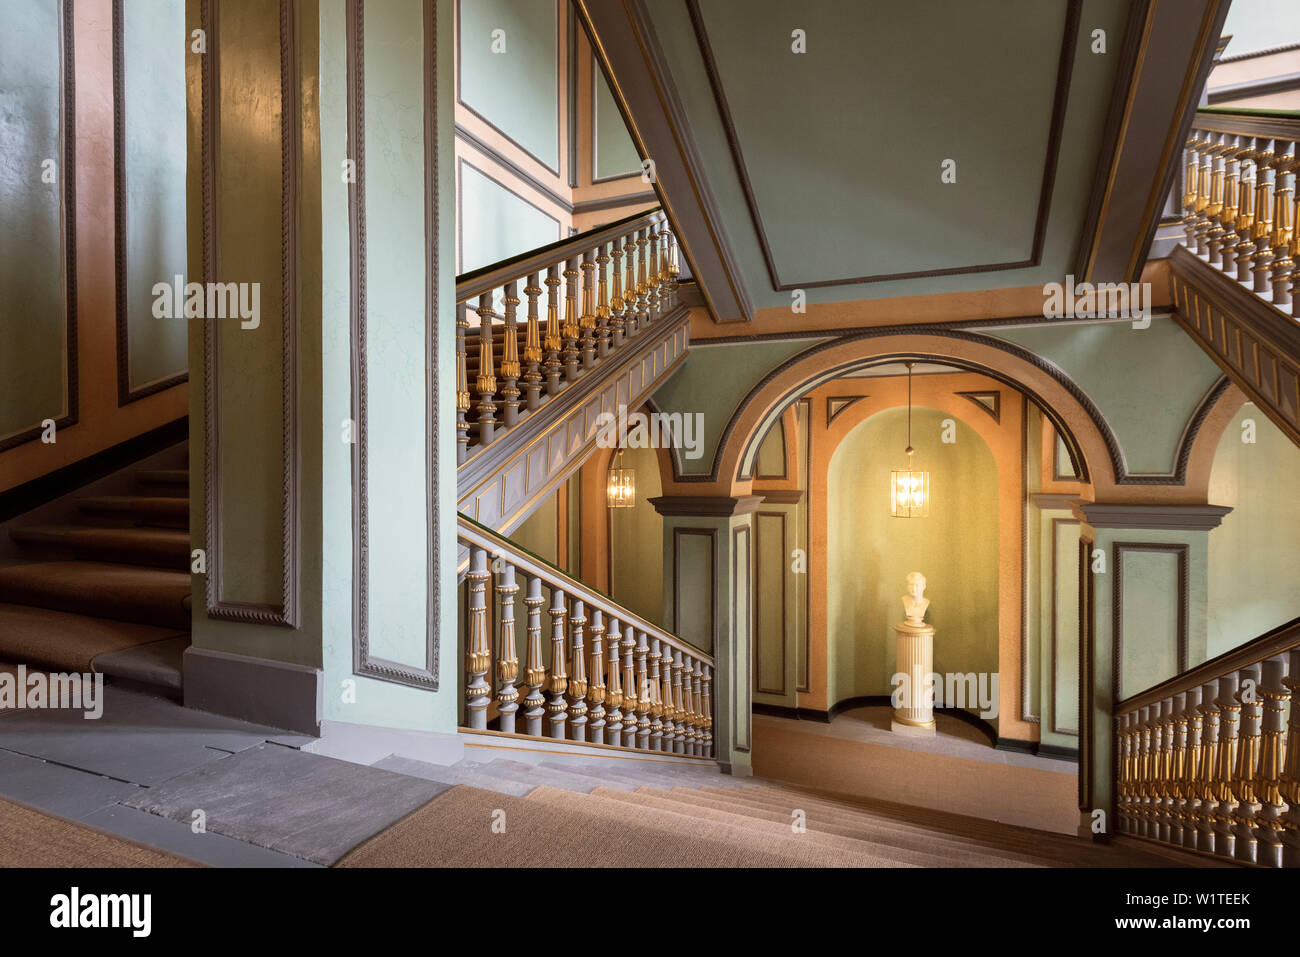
[902,571,929,625]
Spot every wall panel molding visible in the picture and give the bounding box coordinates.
[200,0,300,627]
[1111,541,1189,703]
[348,0,439,689]
[0,0,78,453]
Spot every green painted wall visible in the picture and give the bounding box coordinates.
[122,0,188,393]
[458,0,558,169]
[459,162,560,272]
[319,0,459,731]
[989,316,1222,475]
[609,443,665,627]
[593,65,638,180]
[510,490,558,565]
[826,407,999,714]
[1207,404,1300,656]
[0,0,68,438]
[650,338,823,475]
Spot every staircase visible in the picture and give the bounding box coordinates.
[342,754,1180,868]
[455,206,690,534]
[0,463,191,697]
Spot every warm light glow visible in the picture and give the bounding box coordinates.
[607,453,635,508]
[890,467,929,517]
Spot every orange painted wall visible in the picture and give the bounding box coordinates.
[0,0,187,494]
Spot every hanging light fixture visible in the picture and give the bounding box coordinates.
[891,362,930,518]
[607,448,635,508]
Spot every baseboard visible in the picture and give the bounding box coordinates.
[756,695,998,747]
[995,737,1080,762]
[718,761,753,777]
[183,646,322,736]
[305,720,466,768]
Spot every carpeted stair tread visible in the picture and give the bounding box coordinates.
[707,784,1170,866]
[0,603,187,673]
[456,758,638,793]
[0,796,196,868]
[337,784,857,868]
[645,785,1070,867]
[135,469,189,495]
[0,561,191,630]
[590,786,1025,868]
[77,496,189,528]
[9,524,190,570]
[373,755,537,796]
[522,785,908,867]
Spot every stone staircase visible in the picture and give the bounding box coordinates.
[341,753,1184,868]
[0,465,191,697]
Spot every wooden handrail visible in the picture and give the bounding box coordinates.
[1192,107,1300,141]
[1116,615,1300,714]
[456,206,663,303]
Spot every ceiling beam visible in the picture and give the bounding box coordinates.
[1074,0,1232,285]
[576,0,754,322]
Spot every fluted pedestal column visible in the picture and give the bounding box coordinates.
[891,620,936,736]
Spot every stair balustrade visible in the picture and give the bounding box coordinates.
[456,208,680,467]
[1114,616,1300,866]
[1177,111,1300,315]
[457,515,713,759]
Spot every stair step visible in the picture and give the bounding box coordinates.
[0,602,187,673]
[90,635,189,696]
[373,755,536,796]
[135,469,189,497]
[0,561,191,631]
[77,496,189,529]
[455,758,638,794]
[9,525,190,570]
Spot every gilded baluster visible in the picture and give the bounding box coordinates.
[658,218,676,309]
[1234,149,1259,283]
[1208,139,1237,266]
[561,255,581,381]
[681,653,696,756]
[606,615,623,747]
[623,232,640,337]
[1214,672,1242,858]
[464,548,492,730]
[587,609,606,745]
[522,273,544,411]
[1157,699,1175,843]
[568,599,588,741]
[547,589,569,740]
[475,293,499,446]
[609,237,626,348]
[1139,705,1156,837]
[1218,142,1244,272]
[1181,137,1201,248]
[691,660,704,756]
[702,664,713,759]
[660,641,675,751]
[521,576,547,737]
[1116,713,1132,833]
[495,562,520,733]
[595,242,612,358]
[579,248,597,370]
[645,223,661,320]
[1170,693,1189,846]
[1197,680,1221,853]
[634,631,651,750]
[1252,148,1277,293]
[1182,687,1204,849]
[500,281,521,429]
[1253,655,1290,867]
[543,265,563,395]
[1280,648,1300,866]
[635,228,650,334]
[1269,154,1296,306]
[648,638,664,751]
[455,302,471,464]
[1233,663,1265,862]
[671,650,685,754]
[1193,141,1218,255]
[1195,140,1226,257]
[621,623,637,750]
